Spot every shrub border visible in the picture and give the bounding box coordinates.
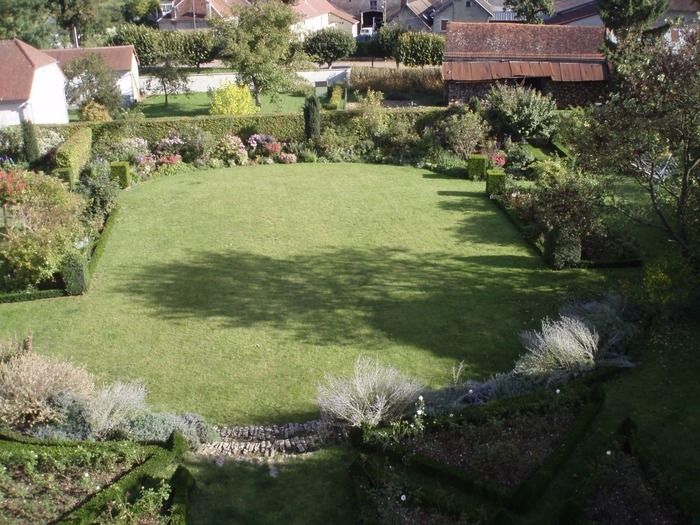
[354,385,605,514]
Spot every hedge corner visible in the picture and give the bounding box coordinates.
[467,154,488,181]
[110,161,132,189]
[486,168,506,196]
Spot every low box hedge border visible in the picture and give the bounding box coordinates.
[355,385,605,514]
[0,288,65,304]
[490,195,642,270]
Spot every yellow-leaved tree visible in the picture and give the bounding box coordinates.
[208,83,259,116]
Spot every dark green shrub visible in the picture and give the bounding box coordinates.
[486,168,506,195]
[467,154,488,180]
[21,121,40,164]
[60,251,89,295]
[435,108,488,160]
[55,127,93,189]
[109,162,131,189]
[545,227,582,270]
[505,145,536,179]
[303,27,356,68]
[396,31,444,67]
[0,126,24,161]
[303,95,321,140]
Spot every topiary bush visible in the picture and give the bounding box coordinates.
[80,101,113,122]
[486,168,506,195]
[208,82,258,116]
[21,120,40,165]
[304,95,321,140]
[544,227,582,270]
[467,154,488,180]
[109,161,131,189]
[61,250,89,295]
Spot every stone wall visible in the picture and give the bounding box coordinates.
[447,79,609,108]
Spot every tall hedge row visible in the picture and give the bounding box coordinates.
[43,108,449,147]
[54,127,92,188]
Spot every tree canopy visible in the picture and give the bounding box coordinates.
[303,28,356,69]
[211,1,302,106]
[64,53,123,116]
[504,0,554,23]
[597,0,669,36]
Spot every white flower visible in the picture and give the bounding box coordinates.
[418,395,423,401]
[468,389,473,394]
[555,389,561,395]
[83,472,90,478]
[416,409,423,416]
[606,450,612,456]
[400,494,407,502]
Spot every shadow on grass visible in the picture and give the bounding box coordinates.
[185,447,357,525]
[116,246,602,366]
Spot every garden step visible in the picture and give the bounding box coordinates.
[197,420,347,458]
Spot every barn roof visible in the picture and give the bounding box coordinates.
[42,45,138,72]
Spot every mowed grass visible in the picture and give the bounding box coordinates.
[0,164,615,424]
[138,91,307,118]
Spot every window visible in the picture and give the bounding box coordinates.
[369,0,378,9]
[440,19,449,31]
[465,1,471,6]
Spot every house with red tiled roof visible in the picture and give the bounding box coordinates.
[388,0,519,34]
[157,0,250,31]
[544,0,699,27]
[292,0,360,38]
[42,46,142,103]
[442,23,609,107]
[0,39,69,128]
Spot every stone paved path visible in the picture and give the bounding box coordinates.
[197,420,346,458]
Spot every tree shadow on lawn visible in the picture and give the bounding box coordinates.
[116,247,604,369]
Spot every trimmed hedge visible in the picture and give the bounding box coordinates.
[169,465,196,525]
[57,432,188,524]
[467,154,488,180]
[87,204,120,279]
[54,127,92,189]
[0,288,64,304]
[485,168,506,195]
[110,161,131,189]
[61,251,89,296]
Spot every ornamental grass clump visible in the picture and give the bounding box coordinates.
[514,316,600,384]
[317,357,424,428]
[86,382,148,439]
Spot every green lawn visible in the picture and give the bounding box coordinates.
[0,164,616,424]
[137,92,307,118]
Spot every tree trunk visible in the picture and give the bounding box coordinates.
[254,88,261,107]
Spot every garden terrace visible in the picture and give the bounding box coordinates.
[0,164,612,424]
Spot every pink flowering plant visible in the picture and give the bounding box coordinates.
[154,133,185,156]
[278,152,297,164]
[214,135,248,166]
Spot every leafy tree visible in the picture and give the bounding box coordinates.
[122,0,159,23]
[355,36,384,67]
[147,55,190,106]
[64,53,123,116]
[575,29,700,269]
[48,0,97,45]
[504,0,554,23]
[181,30,218,69]
[211,1,302,106]
[0,0,55,47]
[378,23,406,67]
[597,0,668,36]
[396,32,444,67]
[109,24,163,66]
[303,28,356,69]
[484,84,558,140]
[208,83,258,115]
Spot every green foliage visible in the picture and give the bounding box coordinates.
[486,168,506,195]
[467,154,488,181]
[639,255,696,314]
[21,120,40,165]
[504,144,536,179]
[146,57,190,106]
[77,160,119,229]
[435,108,488,160]
[110,161,132,189]
[396,32,444,67]
[121,0,159,22]
[303,28,356,68]
[208,82,258,116]
[0,172,86,291]
[484,84,558,140]
[180,30,217,69]
[109,24,162,66]
[55,127,92,188]
[303,95,321,140]
[378,22,406,67]
[80,101,112,122]
[504,0,554,23]
[64,53,122,116]
[597,0,669,35]
[211,1,302,106]
[0,0,55,47]
[0,126,24,161]
[350,66,444,96]
[544,227,582,270]
[61,250,89,295]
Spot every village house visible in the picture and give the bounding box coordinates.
[292,0,360,39]
[544,0,699,26]
[42,46,142,104]
[0,39,69,127]
[387,0,518,33]
[442,22,609,108]
[157,0,249,31]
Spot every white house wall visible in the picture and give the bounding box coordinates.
[293,13,331,39]
[26,64,69,125]
[0,103,23,127]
